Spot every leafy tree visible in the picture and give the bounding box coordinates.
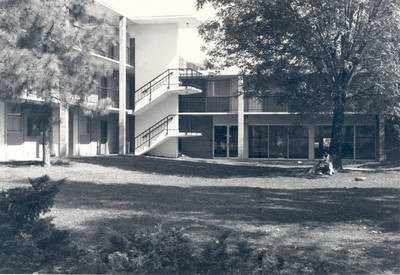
[0,0,116,166]
[197,0,400,168]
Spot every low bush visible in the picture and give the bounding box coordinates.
[0,176,333,274]
[0,175,72,274]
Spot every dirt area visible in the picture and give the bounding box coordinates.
[0,155,399,274]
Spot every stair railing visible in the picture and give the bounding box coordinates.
[134,114,177,151]
[134,68,202,105]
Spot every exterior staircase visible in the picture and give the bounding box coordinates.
[134,68,202,115]
[133,68,203,156]
[134,114,201,156]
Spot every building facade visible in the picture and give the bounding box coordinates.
[0,2,395,162]
[178,75,385,161]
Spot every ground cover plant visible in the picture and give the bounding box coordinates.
[0,156,399,273]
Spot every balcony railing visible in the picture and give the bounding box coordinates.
[135,68,202,105]
[244,96,288,112]
[179,96,238,113]
[135,114,177,150]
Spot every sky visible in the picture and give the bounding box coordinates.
[99,0,215,64]
[99,0,214,19]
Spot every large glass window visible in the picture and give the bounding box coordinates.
[229,126,238,157]
[214,125,227,157]
[249,125,308,159]
[342,126,354,159]
[248,126,268,158]
[314,126,331,159]
[356,126,375,159]
[269,126,288,158]
[289,126,308,158]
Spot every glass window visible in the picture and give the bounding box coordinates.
[214,125,227,157]
[248,126,268,158]
[27,117,39,137]
[80,116,90,136]
[269,126,288,158]
[314,126,331,159]
[7,104,22,133]
[356,126,375,159]
[206,80,231,97]
[289,126,308,158]
[342,126,354,159]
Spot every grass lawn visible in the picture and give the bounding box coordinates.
[0,156,399,274]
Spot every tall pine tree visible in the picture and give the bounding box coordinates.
[0,0,116,166]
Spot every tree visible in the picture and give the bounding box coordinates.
[0,0,115,166]
[197,0,400,169]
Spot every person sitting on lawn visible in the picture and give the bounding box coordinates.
[310,152,335,176]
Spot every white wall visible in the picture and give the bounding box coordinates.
[135,94,178,134]
[0,101,5,161]
[129,23,179,89]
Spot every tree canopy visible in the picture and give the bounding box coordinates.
[0,0,115,105]
[197,0,400,167]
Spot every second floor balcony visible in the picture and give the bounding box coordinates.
[179,95,238,113]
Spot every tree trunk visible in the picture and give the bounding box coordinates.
[329,92,346,170]
[42,129,51,167]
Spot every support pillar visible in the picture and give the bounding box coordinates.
[378,113,386,161]
[59,104,69,157]
[119,16,127,155]
[72,108,79,156]
[0,101,6,161]
[308,125,315,160]
[238,76,245,160]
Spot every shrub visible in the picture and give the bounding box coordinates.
[0,175,71,273]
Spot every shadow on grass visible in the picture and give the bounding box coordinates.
[72,155,315,179]
[53,180,400,274]
[56,181,400,233]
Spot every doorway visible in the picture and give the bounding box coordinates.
[100,120,108,154]
[213,125,238,158]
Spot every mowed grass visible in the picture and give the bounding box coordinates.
[0,156,399,274]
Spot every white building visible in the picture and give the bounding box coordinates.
[0,1,393,162]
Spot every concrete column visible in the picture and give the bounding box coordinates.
[59,105,69,157]
[237,76,245,159]
[378,113,386,161]
[72,108,79,156]
[119,16,127,155]
[308,124,315,160]
[0,101,6,161]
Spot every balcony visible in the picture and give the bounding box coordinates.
[179,96,238,113]
[244,96,288,112]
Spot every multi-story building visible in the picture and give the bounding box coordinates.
[179,75,386,161]
[0,1,395,162]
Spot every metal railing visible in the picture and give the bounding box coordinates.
[134,114,177,150]
[244,96,288,112]
[179,96,238,113]
[135,68,202,105]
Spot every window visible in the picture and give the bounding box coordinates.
[80,116,91,136]
[248,125,309,159]
[206,80,231,97]
[342,126,354,159]
[7,104,22,133]
[27,117,39,137]
[314,126,331,159]
[289,126,308,158]
[248,126,268,158]
[356,126,375,159]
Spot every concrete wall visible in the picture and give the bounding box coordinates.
[0,101,5,161]
[129,23,179,89]
[180,115,213,158]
